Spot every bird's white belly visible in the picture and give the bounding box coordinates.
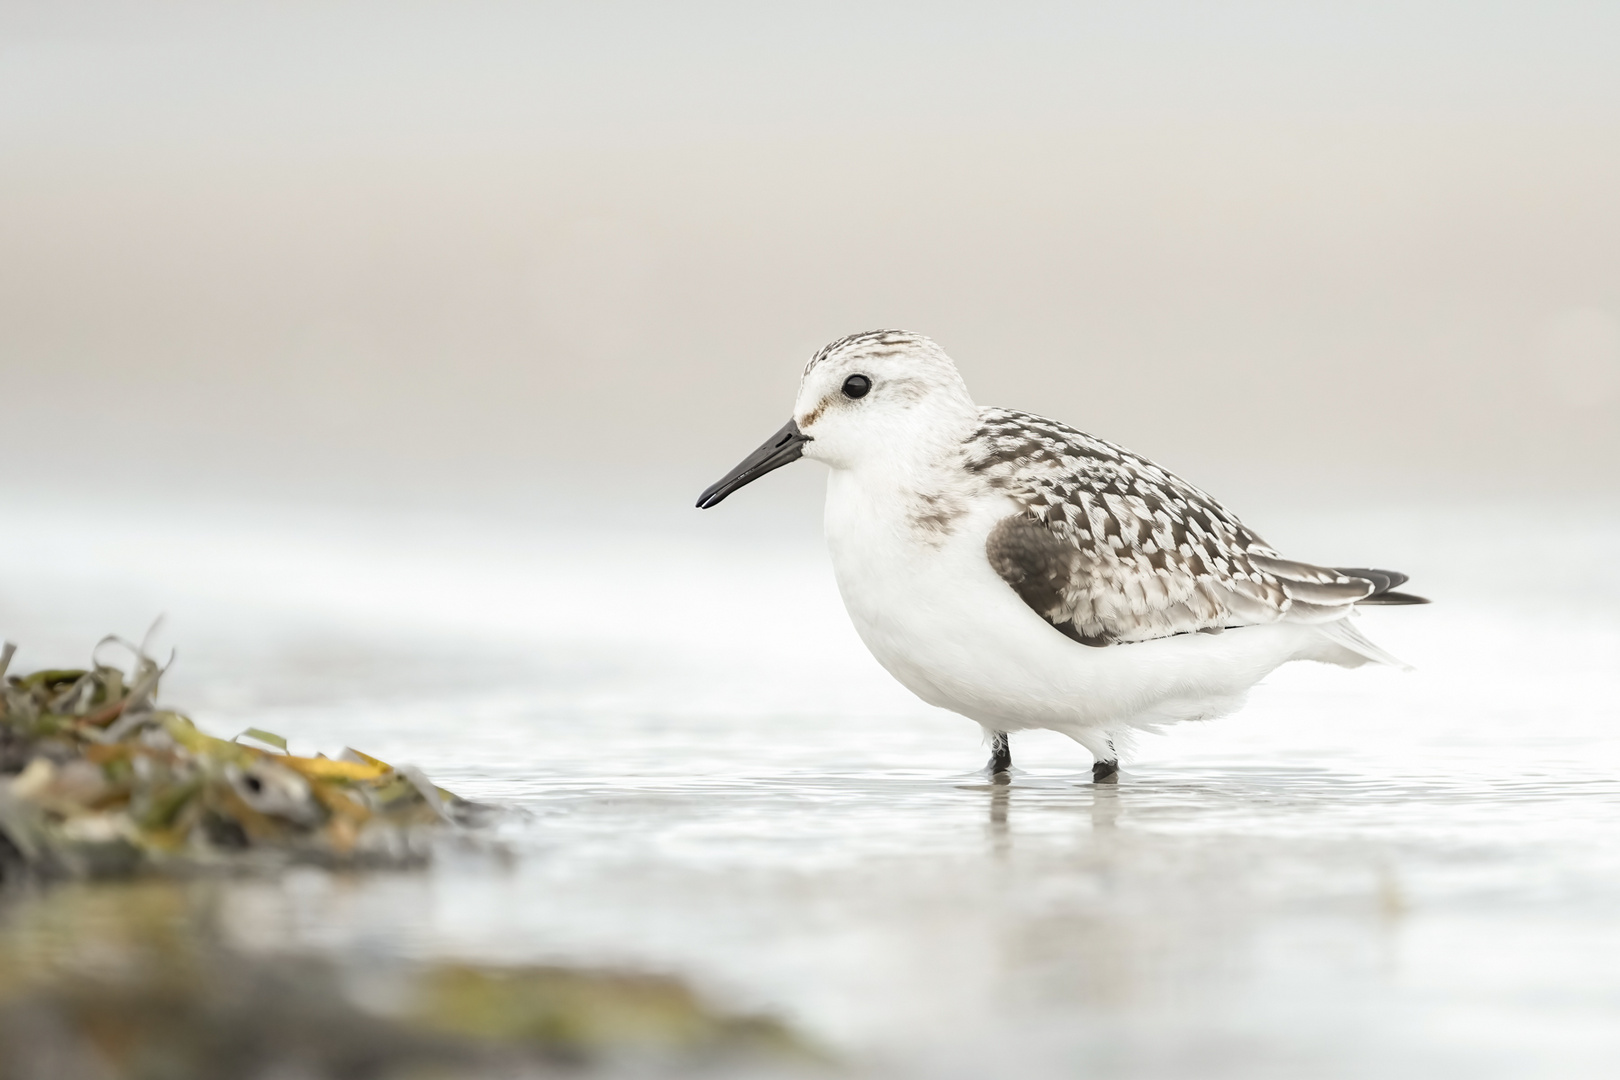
[822,471,1324,736]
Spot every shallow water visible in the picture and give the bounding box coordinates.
[2,490,1618,1077]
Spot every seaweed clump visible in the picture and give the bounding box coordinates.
[0,638,484,880]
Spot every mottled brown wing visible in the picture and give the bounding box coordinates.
[971,408,1380,645]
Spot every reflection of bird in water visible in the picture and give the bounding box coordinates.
[699,331,1427,782]
[987,783,1010,855]
[1089,784,1121,832]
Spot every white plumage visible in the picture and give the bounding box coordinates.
[699,330,1426,778]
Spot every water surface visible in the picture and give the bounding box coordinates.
[1,492,1617,1077]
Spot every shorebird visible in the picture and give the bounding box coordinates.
[697,331,1426,781]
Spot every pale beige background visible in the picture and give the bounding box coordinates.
[2,20,1619,1074]
[2,1,1617,507]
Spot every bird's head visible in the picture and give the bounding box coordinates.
[697,330,977,508]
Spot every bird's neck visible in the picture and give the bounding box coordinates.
[836,424,972,498]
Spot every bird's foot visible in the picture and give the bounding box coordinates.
[985,730,1012,779]
[1091,758,1119,784]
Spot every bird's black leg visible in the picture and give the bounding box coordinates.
[1092,738,1118,783]
[987,730,1012,775]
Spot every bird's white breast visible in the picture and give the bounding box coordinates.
[821,468,1333,737]
[823,467,1085,725]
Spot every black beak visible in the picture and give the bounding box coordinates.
[696,419,811,509]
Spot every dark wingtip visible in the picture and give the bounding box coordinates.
[1335,567,1426,605]
[1359,590,1430,605]
[1334,567,1408,593]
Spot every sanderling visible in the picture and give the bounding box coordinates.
[698,330,1426,781]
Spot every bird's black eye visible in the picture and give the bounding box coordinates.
[842,374,872,399]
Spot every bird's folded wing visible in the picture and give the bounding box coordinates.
[969,408,1380,645]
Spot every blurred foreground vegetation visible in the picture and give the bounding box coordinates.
[0,640,822,1077]
[0,879,818,1079]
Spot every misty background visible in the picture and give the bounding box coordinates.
[3,9,1620,1075]
[2,1,1616,524]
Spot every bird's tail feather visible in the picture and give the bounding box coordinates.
[1315,617,1413,671]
